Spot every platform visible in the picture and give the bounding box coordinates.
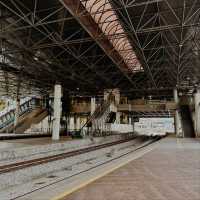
[0,134,130,166]
[59,137,200,200]
[0,136,72,152]
[13,137,200,200]
[0,132,51,140]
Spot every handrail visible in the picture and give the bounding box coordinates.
[0,97,32,118]
[79,101,110,131]
[0,98,33,119]
[0,98,36,129]
[79,93,114,136]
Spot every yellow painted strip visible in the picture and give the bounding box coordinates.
[52,157,135,200]
[51,141,158,200]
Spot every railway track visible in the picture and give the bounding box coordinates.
[0,136,140,174]
[0,136,161,175]
[5,135,161,200]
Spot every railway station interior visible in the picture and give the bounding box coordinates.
[0,0,199,200]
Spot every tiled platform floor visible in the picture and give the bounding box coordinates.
[63,138,200,200]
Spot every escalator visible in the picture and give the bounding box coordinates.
[106,112,116,123]
[0,98,48,133]
[79,100,113,137]
[180,105,195,138]
[13,108,48,134]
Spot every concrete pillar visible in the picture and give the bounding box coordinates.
[128,104,132,125]
[114,89,120,124]
[75,116,80,130]
[103,90,109,101]
[129,116,132,125]
[194,89,200,137]
[132,121,135,133]
[69,116,75,131]
[52,84,62,140]
[77,117,81,130]
[114,89,120,104]
[103,88,120,104]
[173,88,182,137]
[173,88,179,103]
[14,98,20,129]
[116,112,120,124]
[91,97,96,115]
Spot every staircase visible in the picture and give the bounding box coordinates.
[14,108,48,134]
[105,112,116,123]
[180,105,195,137]
[79,98,117,137]
[92,101,111,136]
[0,98,48,133]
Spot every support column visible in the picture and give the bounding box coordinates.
[194,89,200,137]
[129,116,132,125]
[69,116,75,131]
[74,115,81,131]
[77,117,80,130]
[91,97,96,115]
[116,112,120,124]
[114,89,120,104]
[52,84,62,140]
[173,88,182,137]
[113,89,120,124]
[14,98,20,131]
[132,120,135,133]
[128,104,132,125]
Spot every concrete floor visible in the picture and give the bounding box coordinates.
[0,136,72,149]
[3,136,71,145]
[62,138,200,200]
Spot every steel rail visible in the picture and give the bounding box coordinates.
[12,135,161,200]
[0,136,139,174]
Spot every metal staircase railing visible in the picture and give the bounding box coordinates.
[0,98,38,130]
[92,102,111,136]
[79,92,117,137]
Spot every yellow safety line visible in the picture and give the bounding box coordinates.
[51,141,158,200]
[51,157,134,200]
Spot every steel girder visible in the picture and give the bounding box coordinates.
[0,0,199,99]
[59,0,140,89]
[0,0,126,96]
[111,0,200,92]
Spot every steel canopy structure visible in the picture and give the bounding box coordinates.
[0,0,199,98]
[79,0,142,72]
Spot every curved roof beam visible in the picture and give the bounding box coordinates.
[59,0,142,83]
[81,0,142,72]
